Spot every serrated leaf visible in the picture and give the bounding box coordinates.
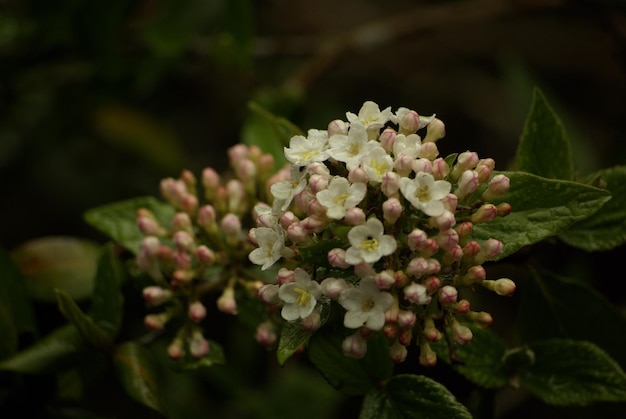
[432,325,509,389]
[91,244,125,338]
[307,321,393,395]
[517,270,626,367]
[84,197,176,254]
[516,88,573,180]
[55,289,112,349]
[0,324,86,374]
[359,374,472,419]
[277,300,332,365]
[559,165,626,251]
[114,342,166,415]
[470,171,611,259]
[521,339,626,405]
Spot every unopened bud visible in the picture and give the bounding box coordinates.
[374,269,395,289]
[423,318,441,342]
[142,286,173,306]
[424,275,441,294]
[258,284,280,304]
[255,322,277,347]
[438,285,458,305]
[277,268,295,285]
[144,312,169,331]
[321,277,348,300]
[328,119,348,136]
[173,231,195,252]
[389,340,408,363]
[453,299,471,314]
[379,128,397,152]
[423,117,445,143]
[309,174,329,193]
[383,198,403,225]
[399,109,420,134]
[482,174,510,201]
[188,301,207,322]
[496,202,512,216]
[412,158,433,174]
[431,157,450,180]
[467,311,493,328]
[217,287,238,314]
[342,332,368,359]
[431,210,456,231]
[475,238,503,264]
[419,141,439,160]
[482,278,516,296]
[348,167,369,184]
[397,310,417,329]
[470,204,498,223]
[344,207,366,225]
[381,171,401,198]
[302,310,322,331]
[455,170,479,200]
[172,212,193,233]
[189,330,210,358]
[404,282,431,305]
[462,265,486,285]
[419,341,438,366]
[167,338,185,360]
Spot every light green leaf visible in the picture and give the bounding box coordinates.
[0,324,86,374]
[55,289,112,349]
[521,340,626,405]
[307,323,393,396]
[114,341,166,414]
[11,236,100,302]
[470,171,611,259]
[432,325,509,389]
[516,88,573,180]
[517,270,626,367]
[359,374,472,419]
[84,197,176,254]
[559,165,626,251]
[91,244,125,338]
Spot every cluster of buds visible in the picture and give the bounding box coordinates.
[251,101,514,365]
[135,144,277,360]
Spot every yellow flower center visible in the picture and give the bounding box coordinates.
[334,193,350,205]
[294,287,311,306]
[361,298,375,312]
[370,159,387,179]
[359,237,379,252]
[415,185,431,202]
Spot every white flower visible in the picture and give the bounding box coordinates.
[346,101,392,131]
[362,146,394,183]
[392,133,422,159]
[327,122,375,171]
[316,177,366,220]
[399,172,451,217]
[279,269,322,321]
[339,277,394,330]
[284,129,329,166]
[270,166,307,213]
[248,226,290,270]
[345,217,397,265]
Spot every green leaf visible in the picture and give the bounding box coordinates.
[0,248,36,355]
[307,321,393,395]
[11,236,101,302]
[181,339,226,370]
[559,165,626,251]
[114,341,166,415]
[55,289,112,349]
[277,299,332,365]
[432,325,509,389]
[521,339,626,405]
[299,238,345,268]
[517,270,626,367]
[91,244,125,338]
[84,197,176,254]
[516,88,573,180]
[0,324,86,374]
[470,171,611,259]
[360,374,472,419]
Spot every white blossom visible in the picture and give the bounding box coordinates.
[345,217,397,265]
[346,101,392,131]
[316,177,366,220]
[270,166,307,213]
[279,269,322,321]
[248,227,290,270]
[362,146,394,183]
[284,129,329,166]
[327,122,375,170]
[399,172,451,217]
[339,277,394,330]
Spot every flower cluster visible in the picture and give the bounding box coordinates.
[251,101,514,365]
[135,144,279,361]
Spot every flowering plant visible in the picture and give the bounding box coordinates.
[2,91,626,418]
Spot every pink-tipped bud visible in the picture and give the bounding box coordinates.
[320,277,348,300]
[497,202,512,217]
[483,278,516,296]
[438,285,458,305]
[379,128,398,152]
[286,222,311,244]
[436,229,459,251]
[424,275,441,294]
[443,245,463,265]
[348,167,369,184]
[228,144,249,163]
[257,153,275,175]
[235,159,257,183]
[406,257,429,277]
[431,210,456,231]
[202,167,220,195]
[397,310,417,329]
[342,332,368,359]
[197,205,217,231]
[456,151,479,172]
[423,319,442,342]
[462,241,481,263]
[407,228,428,251]
[226,179,246,213]
[475,238,503,264]
[423,118,445,143]
[344,207,366,225]
[308,174,329,193]
[255,322,277,347]
[172,268,194,283]
[354,262,376,278]
[412,158,433,174]
[389,340,408,363]
[425,258,441,275]
[399,109,420,133]
[374,270,396,289]
[462,265,486,285]
[277,268,295,285]
[453,299,471,314]
[398,328,412,346]
[301,215,326,233]
[383,323,399,339]
[217,288,238,314]
[468,311,493,328]
[144,313,168,331]
[419,141,439,160]
[142,286,172,306]
[476,163,492,183]
[167,338,185,360]
[455,222,473,239]
[442,194,459,212]
[279,211,298,229]
[455,170,480,200]
[180,194,199,214]
[328,119,348,136]
[294,189,315,213]
[383,198,403,225]
[483,174,510,201]
[431,157,450,180]
[394,270,408,287]
[189,330,210,358]
[188,301,207,322]
[451,319,473,345]
[327,248,350,269]
[221,213,242,246]
[419,341,438,366]
[404,282,432,305]
[394,154,415,175]
[258,284,280,304]
[381,171,401,198]
[421,239,439,258]
[172,212,193,233]
[173,231,195,253]
[471,204,498,223]
[302,310,322,331]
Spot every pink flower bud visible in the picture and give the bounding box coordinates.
[389,340,408,363]
[226,179,245,213]
[235,159,257,184]
[471,204,498,223]
[393,154,415,175]
[321,277,348,300]
[301,215,326,233]
[279,211,299,229]
[454,299,471,314]
[412,158,433,174]
[438,285,458,305]
[228,144,249,162]
[383,198,403,225]
[306,199,327,219]
[398,328,412,346]
[383,323,399,339]
[462,265,486,285]
[142,286,172,306]
[202,167,220,194]
[174,251,191,269]
[431,210,456,231]
[455,170,479,200]
[172,212,193,233]
[476,164,492,183]
[188,301,207,322]
[442,245,463,265]
[477,158,495,171]
[455,222,473,238]
[462,241,481,262]
[421,239,439,258]
[404,282,431,305]
[328,248,350,269]
[468,311,493,328]
[397,310,417,329]
[328,119,348,136]
[255,322,277,347]
[354,262,375,278]
[431,157,450,180]
[181,194,198,214]
[294,189,315,213]
[406,257,429,277]
[286,222,311,244]
[456,151,479,171]
[419,341,438,366]
[419,141,439,160]
[342,332,368,359]
[308,174,329,193]
[426,258,441,275]
[442,194,459,212]
[189,330,210,358]
[258,284,280,304]
[407,228,428,251]
[217,288,238,314]
[398,109,419,133]
[483,278,516,296]
[394,270,408,287]
[424,275,441,294]
[302,310,322,331]
[435,229,459,251]
[344,207,366,225]
[476,238,503,264]
[482,174,510,201]
[144,313,168,331]
[497,202,512,217]
[348,167,369,184]
[277,268,295,285]
[374,269,396,289]
[451,320,473,345]
[423,118,445,143]
[173,231,195,252]
[173,268,194,283]
[381,171,400,197]
[379,128,398,152]
[423,319,441,342]
[167,338,185,360]
[197,205,217,231]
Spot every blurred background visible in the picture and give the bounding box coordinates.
[1,0,625,418]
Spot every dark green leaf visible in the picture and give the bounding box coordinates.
[360,374,472,419]
[0,324,86,374]
[299,238,345,268]
[55,289,112,349]
[517,270,626,366]
[181,339,226,370]
[114,342,166,415]
[521,340,626,405]
[277,299,332,365]
[91,244,125,338]
[11,236,100,302]
[470,171,611,259]
[516,88,573,180]
[432,326,509,389]
[559,165,626,251]
[84,197,176,254]
[307,321,393,395]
